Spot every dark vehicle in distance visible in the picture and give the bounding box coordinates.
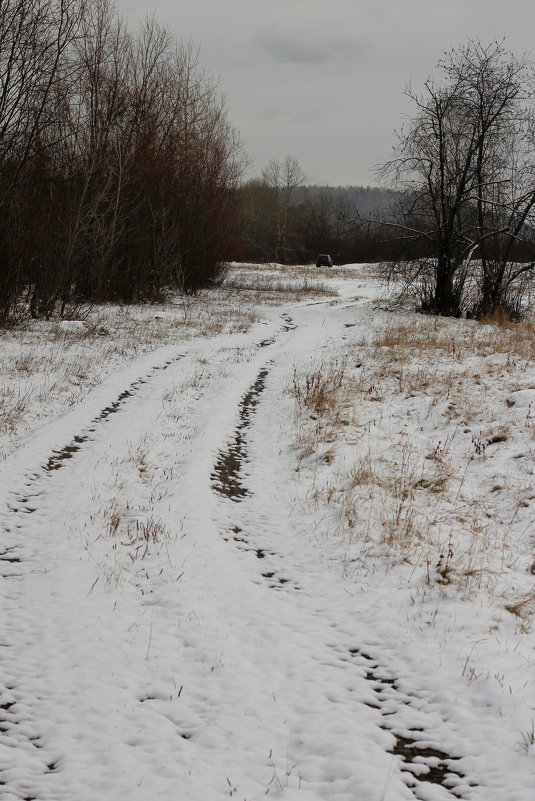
[315,254,333,268]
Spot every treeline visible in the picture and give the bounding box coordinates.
[237,166,535,273]
[236,163,399,265]
[0,0,244,322]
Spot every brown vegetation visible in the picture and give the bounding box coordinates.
[0,0,245,323]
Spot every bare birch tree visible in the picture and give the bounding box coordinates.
[262,155,305,262]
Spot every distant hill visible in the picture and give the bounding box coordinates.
[299,185,399,218]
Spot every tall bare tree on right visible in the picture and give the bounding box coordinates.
[381,40,535,318]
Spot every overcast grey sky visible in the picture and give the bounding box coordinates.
[116,0,535,186]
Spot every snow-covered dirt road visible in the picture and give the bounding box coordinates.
[1,267,534,800]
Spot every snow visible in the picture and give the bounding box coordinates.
[1,263,534,800]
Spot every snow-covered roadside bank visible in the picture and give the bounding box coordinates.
[1,263,534,800]
[279,300,535,799]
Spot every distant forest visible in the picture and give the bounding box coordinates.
[301,185,397,218]
[235,172,402,265]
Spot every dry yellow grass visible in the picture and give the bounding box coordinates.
[222,264,337,302]
[372,314,535,362]
[288,308,535,616]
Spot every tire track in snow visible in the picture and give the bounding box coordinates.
[0,352,186,799]
[343,648,477,799]
[209,306,480,801]
[211,312,303,593]
[211,312,295,503]
[211,366,269,502]
[4,354,185,514]
[0,310,295,798]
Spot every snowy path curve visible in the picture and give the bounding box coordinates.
[1,292,533,800]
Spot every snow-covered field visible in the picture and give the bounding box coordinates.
[1,262,534,800]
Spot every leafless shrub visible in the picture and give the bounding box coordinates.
[291,360,347,418]
[0,385,34,432]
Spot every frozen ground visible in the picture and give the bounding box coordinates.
[0,263,534,800]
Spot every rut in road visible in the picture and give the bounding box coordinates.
[1,297,492,800]
[210,340,477,800]
[211,366,270,502]
[0,352,186,797]
[4,354,185,517]
[345,648,476,799]
[211,311,297,502]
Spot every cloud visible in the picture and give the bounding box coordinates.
[254,28,329,64]
[253,24,365,66]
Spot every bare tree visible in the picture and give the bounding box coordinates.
[0,0,84,192]
[0,0,85,318]
[381,40,535,318]
[262,155,305,262]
